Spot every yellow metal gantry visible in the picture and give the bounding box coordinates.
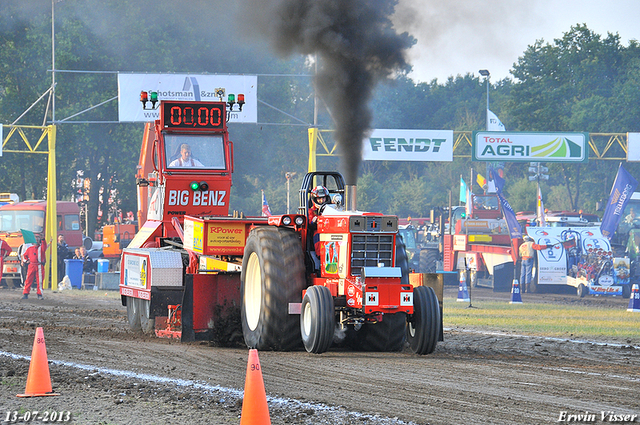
[308,129,630,171]
[2,124,58,290]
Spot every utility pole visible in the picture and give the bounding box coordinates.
[479,69,490,130]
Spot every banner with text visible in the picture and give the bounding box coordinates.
[118,73,257,123]
[473,131,588,162]
[363,129,453,162]
[600,164,638,239]
[627,132,640,161]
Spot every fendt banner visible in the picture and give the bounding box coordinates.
[118,73,257,123]
[362,129,453,162]
[473,131,588,162]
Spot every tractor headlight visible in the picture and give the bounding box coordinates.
[282,216,292,226]
[295,216,305,226]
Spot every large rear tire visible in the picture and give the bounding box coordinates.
[301,285,335,354]
[139,298,155,334]
[241,227,306,351]
[126,296,141,332]
[407,285,440,355]
[419,249,438,273]
[395,234,410,285]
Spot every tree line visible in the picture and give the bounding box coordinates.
[1,1,639,237]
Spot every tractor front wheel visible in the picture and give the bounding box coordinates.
[406,286,440,355]
[301,285,335,354]
[577,283,588,298]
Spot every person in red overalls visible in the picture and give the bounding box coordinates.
[22,234,48,300]
[0,238,11,283]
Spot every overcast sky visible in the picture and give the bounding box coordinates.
[394,0,640,83]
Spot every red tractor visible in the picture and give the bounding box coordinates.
[121,100,440,354]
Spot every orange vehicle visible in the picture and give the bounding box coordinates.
[442,194,516,289]
[101,223,137,269]
[0,200,83,287]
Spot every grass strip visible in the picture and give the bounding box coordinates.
[443,299,640,341]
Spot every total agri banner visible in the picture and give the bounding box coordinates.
[525,226,610,285]
[472,131,588,162]
[362,129,453,162]
[118,73,257,123]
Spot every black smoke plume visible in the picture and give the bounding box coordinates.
[271,0,415,184]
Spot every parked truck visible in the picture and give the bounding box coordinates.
[0,200,83,287]
[441,194,516,289]
[120,100,440,354]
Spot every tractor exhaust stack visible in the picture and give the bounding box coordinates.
[345,185,357,212]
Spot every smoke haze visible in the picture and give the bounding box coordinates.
[260,0,415,185]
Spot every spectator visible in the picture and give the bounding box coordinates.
[22,234,47,300]
[0,238,11,285]
[57,234,70,282]
[519,235,552,293]
[79,246,95,273]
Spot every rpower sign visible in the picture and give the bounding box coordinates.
[472,131,588,162]
[363,129,453,162]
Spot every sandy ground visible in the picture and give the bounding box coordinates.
[1,285,639,425]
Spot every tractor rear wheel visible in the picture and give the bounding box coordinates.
[419,249,438,273]
[139,298,155,334]
[301,285,335,353]
[407,285,440,355]
[126,296,141,332]
[241,227,306,351]
[396,234,410,285]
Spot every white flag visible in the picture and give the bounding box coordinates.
[537,185,546,227]
[487,109,506,131]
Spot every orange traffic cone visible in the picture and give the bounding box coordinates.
[17,327,59,397]
[240,349,271,425]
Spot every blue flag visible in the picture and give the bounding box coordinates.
[600,164,638,239]
[488,165,522,239]
[497,193,522,239]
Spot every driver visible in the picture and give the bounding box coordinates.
[168,143,204,167]
[625,208,637,224]
[309,185,330,224]
[309,186,331,255]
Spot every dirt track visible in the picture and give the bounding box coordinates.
[1,286,639,425]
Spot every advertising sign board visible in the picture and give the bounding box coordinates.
[473,131,588,162]
[363,129,453,162]
[118,73,257,123]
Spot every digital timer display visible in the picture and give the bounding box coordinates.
[161,101,225,130]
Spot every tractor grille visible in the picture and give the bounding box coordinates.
[351,234,394,276]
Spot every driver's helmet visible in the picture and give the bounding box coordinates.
[311,185,329,208]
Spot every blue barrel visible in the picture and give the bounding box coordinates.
[97,258,109,273]
[64,259,83,289]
